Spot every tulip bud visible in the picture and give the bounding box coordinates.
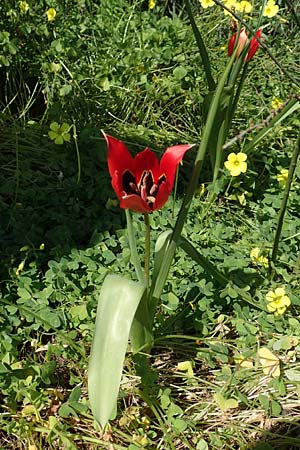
[228,28,262,62]
[228,28,248,59]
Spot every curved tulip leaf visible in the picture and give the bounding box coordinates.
[88,274,145,428]
[149,230,172,316]
[152,230,172,284]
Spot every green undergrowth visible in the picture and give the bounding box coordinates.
[1,0,300,448]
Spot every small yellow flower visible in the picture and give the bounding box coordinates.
[223,0,239,14]
[149,0,156,9]
[263,0,279,18]
[271,97,283,110]
[250,247,269,268]
[46,7,57,21]
[200,0,215,8]
[19,1,30,13]
[224,152,247,176]
[266,287,291,316]
[276,168,289,187]
[237,1,252,13]
[48,122,71,145]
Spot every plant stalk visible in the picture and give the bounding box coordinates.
[271,128,300,266]
[125,209,144,284]
[144,213,151,289]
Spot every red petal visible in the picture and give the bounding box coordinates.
[133,148,160,184]
[228,33,236,57]
[159,144,193,191]
[120,194,151,213]
[246,29,261,61]
[152,181,170,211]
[104,132,134,197]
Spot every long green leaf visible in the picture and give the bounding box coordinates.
[150,52,237,310]
[88,274,145,428]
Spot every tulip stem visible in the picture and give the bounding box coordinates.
[125,209,144,284]
[144,213,151,289]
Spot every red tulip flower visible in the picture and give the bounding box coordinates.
[228,28,262,62]
[104,133,193,213]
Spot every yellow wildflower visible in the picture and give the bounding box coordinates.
[149,0,156,9]
[266,287,291,316]
[223,0,239,15]
[276,168,289,187]
[250,247,269,268]
[237,1,252,13]
[271,97,283,109]
[263,0,279,18]
[200,0,215,8]
[19,1,29,13]
[46,7,57,21]
[224,152,247,176]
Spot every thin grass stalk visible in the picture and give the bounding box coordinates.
[72,123,81,183]
[282,0,300,29]
[184,0,216,91]
[271,128,300,266]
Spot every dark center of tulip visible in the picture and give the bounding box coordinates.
[122,170,166,208]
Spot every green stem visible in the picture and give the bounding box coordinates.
[184,0,216,92]
[271,128,300,266]
[228,63,249,127]
[144,213,151,289]
[213,119,227,182]
[125,209,144,284]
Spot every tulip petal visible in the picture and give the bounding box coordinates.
[152,181,170,211]
[159,144,193,190]
[228,33,236,57]
[104,133,134,199]
[120,194,151,213]
[246,30,261,62]
[133,148,160,185]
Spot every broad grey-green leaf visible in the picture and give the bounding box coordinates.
[88,274,145,428]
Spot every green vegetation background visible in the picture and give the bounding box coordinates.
[0,0,300,449]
